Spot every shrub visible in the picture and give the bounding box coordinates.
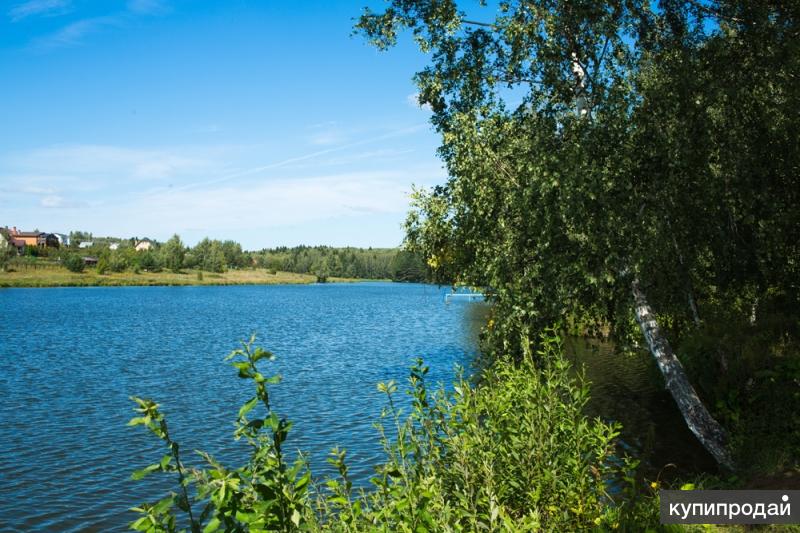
[63,254,85,273]
[128,331,659,531]
[97,255,109,275]
[137,251,161,272]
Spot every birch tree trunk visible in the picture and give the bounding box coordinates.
[632,279,735,470]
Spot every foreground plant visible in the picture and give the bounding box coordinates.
[128,335,311,532]
[129,331,657,531]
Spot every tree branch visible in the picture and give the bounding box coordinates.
[461,19,498,30]
[685,0,745,24]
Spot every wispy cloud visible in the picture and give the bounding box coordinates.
[118,172,414,234]
[406,92,432,112]
[8,0,70,22]
[7,144,222,182]
[40,194,88,209]
[307,122,349,146]
[166,124,429,194]
[0,125,443,246]
[31,16,121,50]
[25,0,168,50]
[126,0,168,16]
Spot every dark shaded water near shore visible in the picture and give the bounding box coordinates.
[0,283,712,531]
[564,337,718,481]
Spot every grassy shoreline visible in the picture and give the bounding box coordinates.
[0,268,375,288]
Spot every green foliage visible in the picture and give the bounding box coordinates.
[129,336,314,532]
[69,230,93,246]
[253,246,429,282]
[11,232,427,282]
[390,250,427,282]
[161,234,186,273]
[0,230,15,272]
[63,254,85,273]
[96,254,109,275]
[356,0,800,470]
[138,251,162,272]
[355,0,800,343]
[193,238,227,273]
[676,297,800,474]
[110,248,133,272]
[129,332,659,531]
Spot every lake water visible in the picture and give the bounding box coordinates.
[565,337,718,481]
[0,282,716,531]
[0,282,484,532]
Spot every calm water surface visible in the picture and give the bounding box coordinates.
[565,337,718,479]
[0,282,483,532]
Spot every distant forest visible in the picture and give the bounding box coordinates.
[253,245,427,282]
[7,231,429,282]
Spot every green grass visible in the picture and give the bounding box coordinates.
[0,266,371,288]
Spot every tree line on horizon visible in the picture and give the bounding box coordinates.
[4,232,428,282]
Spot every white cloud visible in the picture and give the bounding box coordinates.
[0,124,444,247]
[125,172,413,235]
[8,0,70,22]
[406,92,432,112]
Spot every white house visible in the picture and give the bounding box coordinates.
[135,239,153,252]
[53,233,70,247]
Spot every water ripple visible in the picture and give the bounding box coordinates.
[0,282,482,531]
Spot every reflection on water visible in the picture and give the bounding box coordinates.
[564,337,718,479]
[440,301,715,479]
[440,300,715,479]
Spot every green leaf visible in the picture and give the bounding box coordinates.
[231,361,251,373]
[130,516,150,531]
[131,463,161,480]
[238,396,258,419]
[152,494,175,514]
[203,517,221,533]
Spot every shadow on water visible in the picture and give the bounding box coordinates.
[564,337,719,481]
[447,299,717,481]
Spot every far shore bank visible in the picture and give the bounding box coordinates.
[0,268,383,288]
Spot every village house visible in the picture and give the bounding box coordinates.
[134,239,153,252]
[0,228,25,255]
[52,233,70,247]
[5,227,59,249]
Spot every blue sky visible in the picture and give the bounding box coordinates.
[0,0,453,249]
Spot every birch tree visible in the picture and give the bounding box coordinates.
[357,0,799,469]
